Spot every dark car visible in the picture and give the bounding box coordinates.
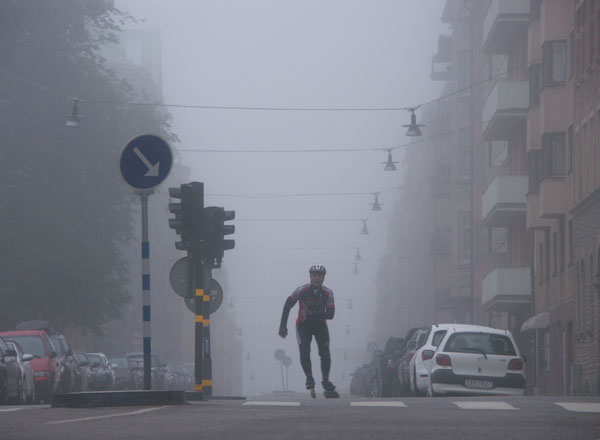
[0,336,22,404]
[86,353,115,391]
[126,352,168,390]
[0,330,60,404]
[73,351,90,392]
[110,355,136,390]
[48,333,77,393]
[377,337,405,397]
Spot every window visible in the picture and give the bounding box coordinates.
[542,132,566,176]
[489,141,508,168]
[545,230,551,281]
[543,40,567,85]
[529,63,542,107]
[553,231,558,276]
[568,219,574,267]
[458,212,472,262]
[567,125,573,174]
[531,0,541,20]
[538,242,544,284]
[559,218,565,273]
[458,128,471,179]
[528,150,543,192]
[489,227,508,254]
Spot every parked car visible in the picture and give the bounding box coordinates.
[5,340,35,404]
[110,355,137,390]
[126,352,168,390]
[377,337,404,397]
[73,351,90,392]
[398,327,430,396]
[409,324,453,396]
[86,353,115,391]
[427,324,526,397]
[0,336,22,404]
[0,329,60,404]
[48,333,77,393]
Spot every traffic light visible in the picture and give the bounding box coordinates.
[168,182,204,251]
[203,206,235,267]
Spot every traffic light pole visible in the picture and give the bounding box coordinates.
[192,251,204,398]
[202,263,213,396]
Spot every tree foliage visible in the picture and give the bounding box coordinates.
[0,0,175,331]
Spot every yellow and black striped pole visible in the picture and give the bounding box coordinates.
[201,263,213,396]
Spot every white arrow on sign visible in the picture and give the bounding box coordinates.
[133,147,160,177]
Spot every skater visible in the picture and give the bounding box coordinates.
[278,264,338,398]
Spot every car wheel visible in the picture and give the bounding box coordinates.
[369,375,381,398]
[0,375,8,405]
[27,384,35,405]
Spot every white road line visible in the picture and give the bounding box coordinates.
[555,402,600,413]
[47,407,165,424]
[0,408,23,412]
[243,401,301,407]
[454,401,518,410]
[350,401,407,407]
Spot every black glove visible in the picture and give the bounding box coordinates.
[278,326,288,338]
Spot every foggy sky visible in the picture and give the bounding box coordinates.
[116,0,446,394]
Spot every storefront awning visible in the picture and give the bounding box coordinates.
[520,312,549,332]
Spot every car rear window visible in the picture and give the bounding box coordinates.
[5,335,46,357]
[443,332,516,356]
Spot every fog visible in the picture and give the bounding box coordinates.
[116,0,446,395]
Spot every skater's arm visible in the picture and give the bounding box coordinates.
[279,297,296,337]
[313,306,335,320]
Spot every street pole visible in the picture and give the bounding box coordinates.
[202,263,213,396]
[140,189,154,390]
[193,252,204,398]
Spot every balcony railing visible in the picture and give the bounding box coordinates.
[482,81,529,140]
[482,267,531,311]
[483,0,531,54]
[482,175,528,226]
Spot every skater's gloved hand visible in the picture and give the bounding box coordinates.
[278,326,288,338]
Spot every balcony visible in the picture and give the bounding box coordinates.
[482,175,528,227]
[482,81,529,140]
[431,35,452,81]
[482,267,531,311]
[539,177,566,218]
[483,0,530,54]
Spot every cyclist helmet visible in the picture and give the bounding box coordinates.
[309,264,327,275]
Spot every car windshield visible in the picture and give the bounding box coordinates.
[111,357,128,368]
[5,335,46,357]
[444,332,516,356]
[87,354,105,366]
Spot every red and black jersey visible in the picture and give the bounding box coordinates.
[288,283,335,325]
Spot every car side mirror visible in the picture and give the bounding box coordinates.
[22,354,34,362]
[50,351,58,359]
[5,349,17,358]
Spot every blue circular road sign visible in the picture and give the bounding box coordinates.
[120,134,173,190]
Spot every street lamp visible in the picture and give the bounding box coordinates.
[403,107,425,137]
[370,193,382,211]
[361,219,369,235]
[354,248,362,262]
[382,149,398,171]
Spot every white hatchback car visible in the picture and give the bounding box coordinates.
[427,324,526,397]
[408,324,454,396]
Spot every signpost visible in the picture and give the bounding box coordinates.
[120,134,172,391]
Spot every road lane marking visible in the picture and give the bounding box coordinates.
[454,402,518,410]
[555,402,600,413]
[0,408,23,412]
[47,407,165,424]
[243,401,300,407]
[350,401,407,407]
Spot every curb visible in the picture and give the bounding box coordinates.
[51,390,187,408]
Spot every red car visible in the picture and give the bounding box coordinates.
[0,330,60,404]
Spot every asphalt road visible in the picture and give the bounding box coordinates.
[2,393,599,440]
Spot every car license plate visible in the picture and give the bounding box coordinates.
[464,379,493,389]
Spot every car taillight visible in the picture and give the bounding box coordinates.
[508,359,523,370]
[421,350,434,361]
[435,354,452,367]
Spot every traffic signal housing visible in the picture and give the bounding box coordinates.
[203,206,235,267]
[168,182,204,251]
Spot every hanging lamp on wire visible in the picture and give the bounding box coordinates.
[65,97,82,127]
[361,219,369,235]
[347,299,353,310]
[370,193,382,211]
[403,107,425,137]
[354,248,362,262]
[353,263,359,275]
[382,149,398,171]
[346,325,350,335]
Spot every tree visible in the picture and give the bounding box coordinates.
[0,0,176,332]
